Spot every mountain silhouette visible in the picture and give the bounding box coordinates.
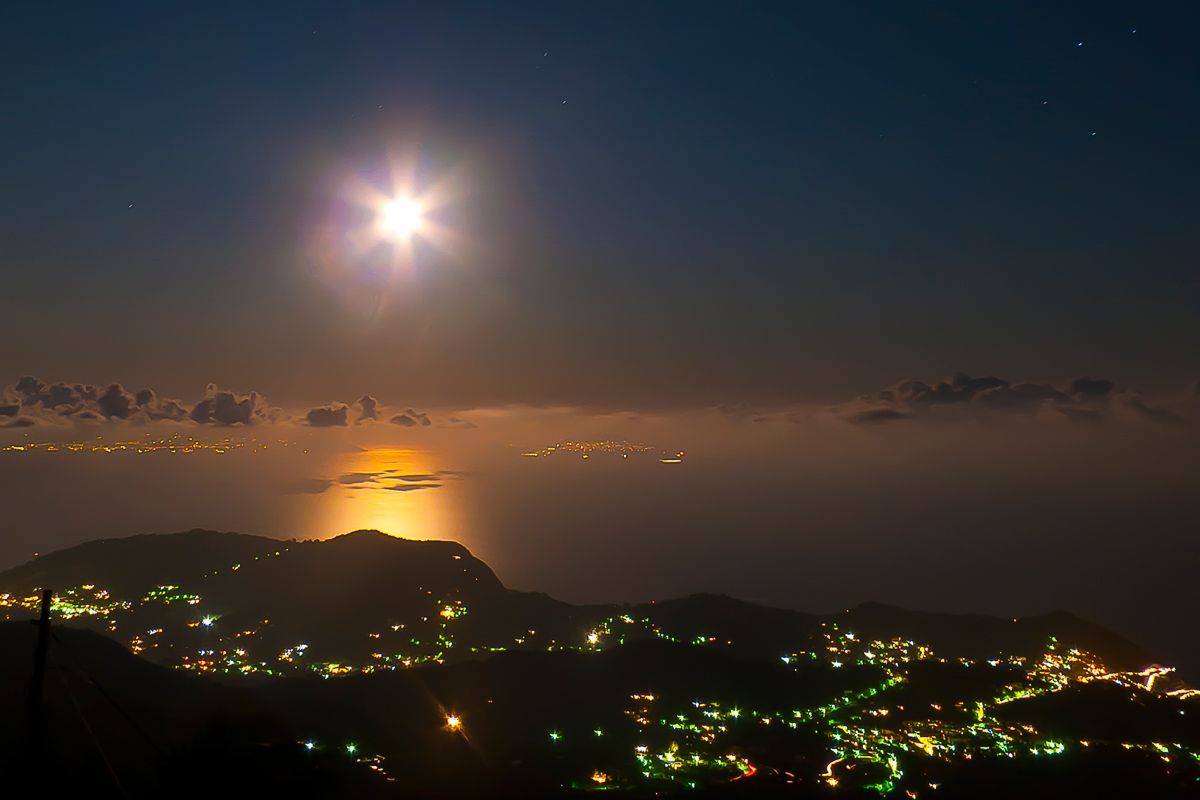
[0,529,1150,672]
[0,530,1195,798]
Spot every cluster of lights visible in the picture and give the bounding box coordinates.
[0,585,130,620]
[520,440,685,464]
[141,585,202,605]
[0,433,296,456]
[130,571,473,679]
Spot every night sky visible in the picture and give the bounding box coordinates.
[3,2,1197,405]
[2,3,1200,674]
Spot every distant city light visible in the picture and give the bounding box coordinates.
[521,440,685,463]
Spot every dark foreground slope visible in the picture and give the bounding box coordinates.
[2,622,1198,800]
[1,530,1197,799]
[0,622,375,798]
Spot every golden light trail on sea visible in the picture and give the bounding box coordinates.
[310,447,462,543]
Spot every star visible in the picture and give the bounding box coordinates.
[1076,41,1083,47]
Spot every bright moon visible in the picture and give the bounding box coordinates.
[378,198,423,237]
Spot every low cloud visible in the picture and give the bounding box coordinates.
[304,402,350,427]
[1070,377,1116,399]
[189,384,281,426]
[356,394,379,422]
[365,483,442,492]
[326,468,464,493]
[842,406,911,424]
[1,376,196,427]
[97,384,135,419]
[391,408,432,427]
[133,388,190,421]
[336,472,378,485]
[832,372,1185,426]
[0,376,436,430]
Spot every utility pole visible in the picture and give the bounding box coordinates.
[28,588,53,752]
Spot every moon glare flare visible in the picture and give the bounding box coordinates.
[378,198,423,238]
[304,152,473,317]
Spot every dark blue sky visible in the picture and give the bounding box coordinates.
[2,1,1197,406]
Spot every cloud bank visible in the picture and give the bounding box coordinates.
[832,372,1185,425]
[0,376,436,430]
